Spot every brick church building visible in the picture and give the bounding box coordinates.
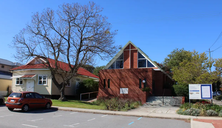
[97,41,174,104]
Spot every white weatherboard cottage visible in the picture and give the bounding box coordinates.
[10,57,99,97]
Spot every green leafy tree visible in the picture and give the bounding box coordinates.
[214,58,222,77]
[164,48,192,69]
[154,61,172,77]
[172,51,216,85]
[93,66,105,76]
[82,65,95,73]
[77,79,98,94]
[213,58,222,91]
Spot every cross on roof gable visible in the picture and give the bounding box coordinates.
[105,41,172,80]
[105,41,159,69]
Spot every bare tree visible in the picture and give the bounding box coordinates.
[12,2,117,101]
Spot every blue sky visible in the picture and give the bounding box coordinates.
[1,0,222,66]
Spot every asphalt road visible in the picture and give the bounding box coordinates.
[0,105,190,128]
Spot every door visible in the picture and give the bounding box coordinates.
[26,80,34,92]
[33,93,45,108]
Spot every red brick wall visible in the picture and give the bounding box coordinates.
[154,71,172,96]
[131,50,138,68]
[98,68,154,104]
[124,50,130,69]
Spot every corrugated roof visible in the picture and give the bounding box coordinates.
[0,58,22,66]
[0,74,11,80]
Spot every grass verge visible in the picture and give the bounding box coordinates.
[51,99,105,110]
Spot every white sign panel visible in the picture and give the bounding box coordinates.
[201,85,212,99]
[189,84,201,99]
[120,88,128,94]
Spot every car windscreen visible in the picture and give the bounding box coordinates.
[9,93,22,98]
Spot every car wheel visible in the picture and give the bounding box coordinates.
[45,103,51,109]
[22,104,29,112]
[8,108,14,111]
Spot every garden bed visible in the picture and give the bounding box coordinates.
[177,102,222,117]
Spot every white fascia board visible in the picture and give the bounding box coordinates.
[40,58,47,63]
[80,75,99,80]
[12,69,50,71]
[11,75,23,78]
[105,44,128,69]
[25,57,37,65]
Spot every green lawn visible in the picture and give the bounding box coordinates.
[51,100,105,110]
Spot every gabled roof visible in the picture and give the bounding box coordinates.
[10,57,99,79]
[105,41,172,80]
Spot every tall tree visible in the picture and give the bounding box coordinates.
[164,48,192,69]
[154,61,172,77]
[82,65,95,73]
[93,66,105,76]
[214,58,222,78]
[12,2,117,100]
[172,51,216,85]
[213,58,222,91]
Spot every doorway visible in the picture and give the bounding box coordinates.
[26,80,34,92]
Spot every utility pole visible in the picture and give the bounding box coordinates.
[209,49,213,104]
[209,49,212,73]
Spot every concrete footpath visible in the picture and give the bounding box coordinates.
[53,106,222,128]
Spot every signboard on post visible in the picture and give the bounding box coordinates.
[189,84,212,100]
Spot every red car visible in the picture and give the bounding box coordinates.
[6,92,52,112]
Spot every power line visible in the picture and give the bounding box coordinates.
[209,31,222,49]
[212,44,222,52]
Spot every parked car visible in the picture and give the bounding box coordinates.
[0,95,5,105]
[5,92,52,112]
[213,91,221,97]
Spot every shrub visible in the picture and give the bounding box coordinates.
[214,95,222,100]
[183,108,200,116]
[205,104,222,113]
[177,108,185,115]
[172,85,189,100]
[199,109,206,116]
[206,110,218,116]
[219,110,222,117]
[180,103,191,109]
[142,87,151,92]
[101,97,141,111]
[77,79,98,94]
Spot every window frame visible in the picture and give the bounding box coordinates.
[108,79,110,88]
[103,79,106,88]
[108,53,124,69]
[38,75,47,85]
[138,51,155,68]
[138,52,147,68]
[15,78,23,85]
